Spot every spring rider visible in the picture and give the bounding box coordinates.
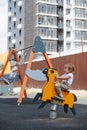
[33,68,77,118]
[17,36,77,119]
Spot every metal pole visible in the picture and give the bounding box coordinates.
[49,103,58,119]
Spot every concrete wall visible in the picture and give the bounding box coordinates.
[24,0,36,47]
[15,52,87,90]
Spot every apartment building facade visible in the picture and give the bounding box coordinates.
[64,0,87,51]
[7,0,87,56]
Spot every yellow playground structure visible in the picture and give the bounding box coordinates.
[17,36,77,118]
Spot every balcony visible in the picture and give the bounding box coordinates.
[12,17,17,22]
[12,39,16,44]
[36,12,58,17]
[8,12,12,17]
[58,24,63,29]
[58,36,63,41]
[18,1,22,7]
[41,36,58,41]
[58,0,63,6]
[8,32,12,37]
[17,24,22,29]
[36,0,58,5]
[58,13,63,18]
[36,24,58,28]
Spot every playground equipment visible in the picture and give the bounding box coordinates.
[18,36,53,105]
[17,36,77,118]
[33,68,77,118]
[0,49,26,95]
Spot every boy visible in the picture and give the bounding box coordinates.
[54,64,75,100]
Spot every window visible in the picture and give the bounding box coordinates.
[13,44,16,48]
[66,9,70,15]
[75,31,81,40]
[9,7,11,11]
[37,28,57,38]
[9,17,11,22]
[47,30,51,37]
[74,42,80,48]
[38,17,41,25]
[19,55,21,59]
[41,28,44,35]
[38,4,57,14]
[9,27,11,30]
[51,30,53,37]
[66,20,70,27]
[19,6,22,13]
[66,42,71,50]
[58,19,63,27]
[66,0,70,5]
[45,41,57,52]
[75,8,87,18]
[9,0,11,3]
[13,22,16,29]
[57,0,63,5]
[19,41,21,45]
[19,29,22,36]
[9,47,11,51]
[14,1,16,8]
[44,40,57,52]
[75,0,87,7]
[74,31,87,40]
[58,7,63,15]
[19,18,22,23]
[14,12,16,16]
[66,31,71,37]
[38,4,41,12]
[14,33,16,37]
[9,37,11,42]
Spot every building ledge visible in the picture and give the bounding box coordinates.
[36,13,58,17]
[41,36,58,41]
[36,24,58,29]
[36,1,58,6]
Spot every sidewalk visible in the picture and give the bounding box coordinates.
[0,87,87,105]
[13,87,87,98]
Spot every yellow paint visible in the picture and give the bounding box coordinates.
[0,52,11,74]
[41,68,74,108]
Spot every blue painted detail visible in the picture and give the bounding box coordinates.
[26,69,47,81]
[32,36,46,53]
[0,74,20,84]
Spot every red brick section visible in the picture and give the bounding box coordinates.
[14,52,87,90]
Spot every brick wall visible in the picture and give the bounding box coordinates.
[15,52,87,90]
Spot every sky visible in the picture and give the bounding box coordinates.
[0,0,8,53]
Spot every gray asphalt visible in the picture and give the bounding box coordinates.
[0,98,87,130]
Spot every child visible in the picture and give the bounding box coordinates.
[54,64,75,100]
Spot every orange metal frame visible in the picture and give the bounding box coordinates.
[0,49,27,97]
[18,50,75,109]
[18,51,53,104]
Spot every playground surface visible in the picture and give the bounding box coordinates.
[0,96,87,130]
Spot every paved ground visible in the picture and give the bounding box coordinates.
[0,98,87,130]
